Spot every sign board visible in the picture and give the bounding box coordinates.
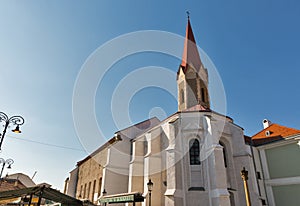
[99,193,144,204]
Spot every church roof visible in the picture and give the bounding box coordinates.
[76,117,160,166]
[252,123,300,146]
[182,104,210,112]
[180,17,203,74]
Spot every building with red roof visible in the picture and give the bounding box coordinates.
[251,119,300,206]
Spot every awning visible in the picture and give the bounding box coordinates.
[98,192,144,204]
[0,185,82,206]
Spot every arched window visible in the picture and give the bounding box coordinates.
[219,141,227,168]
[189,139,200,165]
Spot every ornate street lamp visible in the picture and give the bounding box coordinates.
[147,179,153,206]
[0,112,25,151]
[0,158,14,178]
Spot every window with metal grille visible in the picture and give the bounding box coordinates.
[189,139,200,165]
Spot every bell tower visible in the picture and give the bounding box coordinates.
[177,16,210,111]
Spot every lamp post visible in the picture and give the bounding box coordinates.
[0,158,14,178]
[0,112,24,151]
[102,189,107,206]
[241,167,251,206]
[147,179,153,206]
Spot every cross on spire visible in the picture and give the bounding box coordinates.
[186,11,190,19]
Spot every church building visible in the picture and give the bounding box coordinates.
[65,18,263,206]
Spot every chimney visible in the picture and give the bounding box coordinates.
[262,119,271,129]
[64,177,69,194]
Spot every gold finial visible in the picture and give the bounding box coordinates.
[241,167,249,181]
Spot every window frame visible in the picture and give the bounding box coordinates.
[189,139,201,165]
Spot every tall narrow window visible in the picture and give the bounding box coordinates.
[92,180,96,202]
[79,185,83,198]
[98,177,102,197]
[144,140,148,156]
[201,88,206,102]
[83,183,87,199]
[87,182,91,200]
[181,89,185,104]
[189,139,200,165]
[219,141,227,168]
[130,141,133,161]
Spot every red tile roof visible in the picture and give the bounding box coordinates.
[252,123,300,145]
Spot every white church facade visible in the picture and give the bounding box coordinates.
[65,18,263,206]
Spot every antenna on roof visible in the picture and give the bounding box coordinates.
[31,171,37,180]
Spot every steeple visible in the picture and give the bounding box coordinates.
[177,17,210,111]
[180,17,202,73]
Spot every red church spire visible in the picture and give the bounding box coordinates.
[180,16,203,73]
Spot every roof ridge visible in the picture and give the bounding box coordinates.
[116,117,160,133]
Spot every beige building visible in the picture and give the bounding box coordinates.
[67,18,262,206]
[66,118,160,204]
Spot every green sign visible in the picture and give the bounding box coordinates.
[99,194,135,203]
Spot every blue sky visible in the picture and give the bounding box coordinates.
[0,0,299,190]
